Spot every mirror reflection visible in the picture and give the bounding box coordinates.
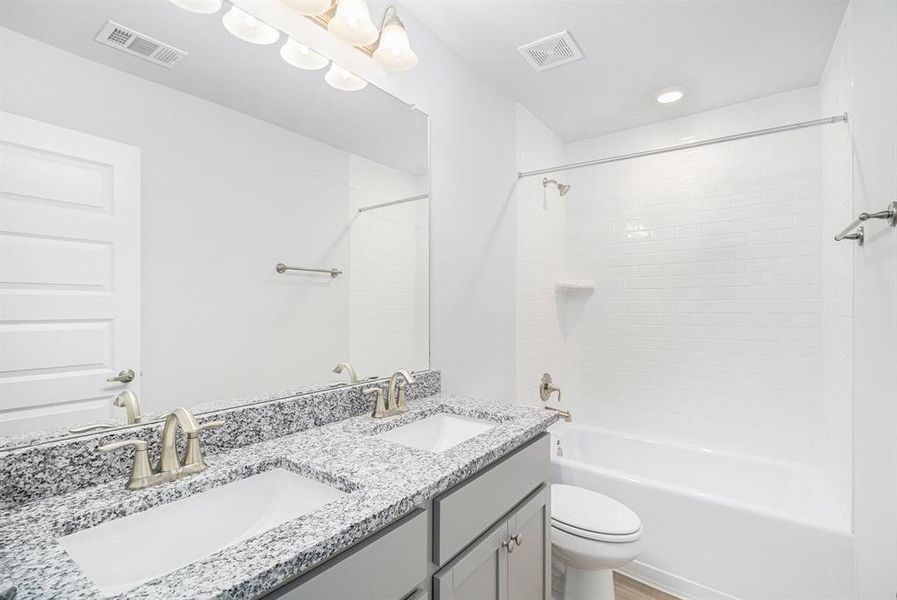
[0,0,429,443]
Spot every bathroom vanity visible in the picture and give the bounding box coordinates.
[0,384,557,600]
[269,432,550,600]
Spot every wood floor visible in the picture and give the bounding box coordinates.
[614,573,681,600]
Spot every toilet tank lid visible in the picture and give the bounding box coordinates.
[551,484,642,535]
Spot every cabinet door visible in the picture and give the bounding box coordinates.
[433,522,508,600]
[507,486,549,600]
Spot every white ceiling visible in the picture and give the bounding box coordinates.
[0,0,429,174]
[403,0,848,141]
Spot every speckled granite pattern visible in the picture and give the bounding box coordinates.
[0,371,440,508]
[0,572,14,600]
[0,372,440,452]
[0,395,558,600]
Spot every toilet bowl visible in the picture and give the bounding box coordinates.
[551,484,643,600]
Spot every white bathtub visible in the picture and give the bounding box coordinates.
[549,422,855,600]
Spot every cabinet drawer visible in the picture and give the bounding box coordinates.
[433,434,548,565]
[265,510,427,600]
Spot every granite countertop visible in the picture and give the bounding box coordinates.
[0,394,557,600]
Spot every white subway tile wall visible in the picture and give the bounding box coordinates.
[516,88,851,477]
[348,155,429,379]
[515,105,567,407]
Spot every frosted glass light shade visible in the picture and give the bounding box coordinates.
[373,16,417,71]
[328,0,378,46]
[169,0,222,14]
[280,38,329,70]
[222,5,280,45]
[281,0,332,15]
[325,63,367,91]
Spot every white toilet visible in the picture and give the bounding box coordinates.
[551,484,643,600]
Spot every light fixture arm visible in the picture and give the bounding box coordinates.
[374,4,399,48]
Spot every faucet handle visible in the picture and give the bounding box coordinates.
[540,373,561,403]
[182,420,225,475]
[196,420,225,432]
[364,387,387,418]
[99,439,147,453]
[98,439,156,490]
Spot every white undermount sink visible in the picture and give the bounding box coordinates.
[58,468,346,597]
[377,413,496,453]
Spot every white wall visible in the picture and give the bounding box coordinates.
[820,7,855,526]
[348,155,429,378]
[845,1,897,597]
[236,1,519,403]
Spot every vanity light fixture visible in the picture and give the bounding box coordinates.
[328,0,379,46]
[281,38,330,70]
[222,5,280,45]
[325,63,367,91]
[656,86,685,104]
[372,5,417,72]
[170,1,379,91]
[281,0,332,15]
[169,0,222,14]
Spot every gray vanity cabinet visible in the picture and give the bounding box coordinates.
[433,486,549,600]
[264,510,429,600]
[261,434,550,600]
[506,487,550,600]
[433,523,508,600]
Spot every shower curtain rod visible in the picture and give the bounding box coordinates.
[517,113,848,179]
[357,193,429,213]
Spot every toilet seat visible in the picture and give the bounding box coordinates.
[551,484,642,543]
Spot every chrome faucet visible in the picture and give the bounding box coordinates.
[99,407,223,490]
[69,390,144,433]
[366,370,416,418]
[158,407,198,476]
[113,390,142,424]
[332,362,358,384]
[387,369,415,412]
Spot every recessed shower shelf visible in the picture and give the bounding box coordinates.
[555,280,594,292]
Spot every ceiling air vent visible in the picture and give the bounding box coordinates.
[94,21,187,68]
[517,31,583,72]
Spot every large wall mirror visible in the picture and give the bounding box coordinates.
[0,1,429,445]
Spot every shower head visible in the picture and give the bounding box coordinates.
[543,177,571,197]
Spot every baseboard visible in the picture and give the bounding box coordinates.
[619,561,742,600]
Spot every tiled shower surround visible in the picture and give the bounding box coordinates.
[516,86,852,507]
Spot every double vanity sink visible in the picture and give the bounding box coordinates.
[59,413,497,596]
[0,397,552,599]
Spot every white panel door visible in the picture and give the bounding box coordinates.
[0,111,140,435]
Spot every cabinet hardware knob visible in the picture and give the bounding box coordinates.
[511,534,523,547]
[502,539,516,553]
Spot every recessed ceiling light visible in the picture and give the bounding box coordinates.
[656,87,685,104]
